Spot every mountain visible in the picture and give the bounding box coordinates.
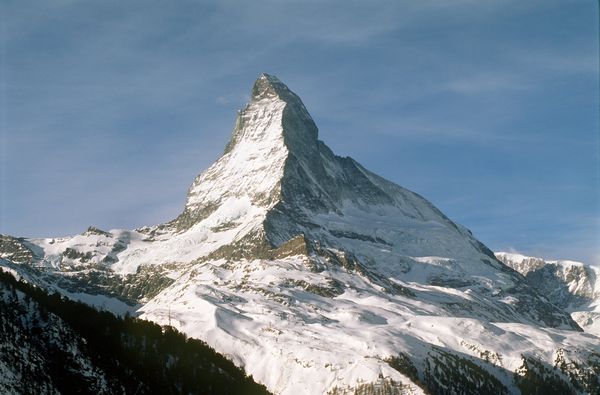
[1,74,599,394]
[496,252,600,337]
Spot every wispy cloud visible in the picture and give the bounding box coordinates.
[444,72,530,95]
[509,47,598,75]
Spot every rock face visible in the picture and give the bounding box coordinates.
[2,74,600,394]
[172,74,500,260]
[496,252,600,337]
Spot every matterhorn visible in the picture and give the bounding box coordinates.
[2,74,599,394]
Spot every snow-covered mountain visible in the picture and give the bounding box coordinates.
[2,74,599,394]
[496,252,600,337]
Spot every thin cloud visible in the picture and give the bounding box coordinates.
[509,47,598,75]
[444,72,530,95]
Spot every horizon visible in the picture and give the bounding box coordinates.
[1,1,599,265]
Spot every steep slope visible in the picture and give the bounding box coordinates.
[0,269,115,394]
[0,269,271,394]
[2,74,599,394]
[4,73,578,329]
[496,252,600,336]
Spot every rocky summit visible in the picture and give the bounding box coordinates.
[2,74,599,395]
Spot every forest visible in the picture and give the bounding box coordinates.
[0,269,271,395]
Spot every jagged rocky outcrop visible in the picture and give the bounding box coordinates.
[2,74,599,395]
[496,252,600,336]
[0,235,35,263]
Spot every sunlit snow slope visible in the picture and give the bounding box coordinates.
[2,74,599,395]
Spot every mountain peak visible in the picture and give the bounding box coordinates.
[251,73,286,100]
[250,73,305,104]
[171,74,318,231]
[3,73,595,395]
[223,74,318,155]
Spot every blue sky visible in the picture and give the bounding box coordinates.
[1,0,598,264]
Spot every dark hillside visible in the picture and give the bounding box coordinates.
[0,270,271,395]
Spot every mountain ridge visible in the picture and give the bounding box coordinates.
[496,251,600,336]
[1,74,599,394]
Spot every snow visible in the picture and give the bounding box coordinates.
[63,291,137,316]
[185,93,288,212]
[0,265,22,281]
[2,75,599,394]
[496,252,588,269]
[496,251,600,337]
[136,253,600,395]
